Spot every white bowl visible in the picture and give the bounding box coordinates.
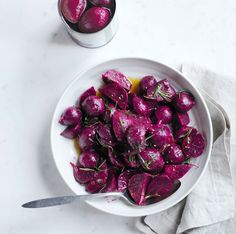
[51,58,213,217]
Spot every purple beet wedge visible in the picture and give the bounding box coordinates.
[128,173,150,205]
[78,7,111,33]
[61,0,87,23]
[99,83,128,109]
[102,69,132,91]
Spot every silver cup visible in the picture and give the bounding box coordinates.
[58,0,118,48]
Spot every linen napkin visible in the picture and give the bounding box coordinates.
[136,64,236,234]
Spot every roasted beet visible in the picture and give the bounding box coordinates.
[155,105,173,124]
[107,148,125,168]
[102,69,132,91]
[139,148,164,172]
[112,110,133,141]
[96,124,115,147]
[145,179,181,204]
[103,103,116,123]
[163,143,185,164]
[59,106,82,126]
[173,92,195,112]
[117,170,134,192]
[131,94,151,116]
[76,86,96,107]
[61,0,87,23]
[85,174,106,193]
[126,124,146,152]
[182,130,205,158]
[89,0,112,7]
[60,70,205,206]
[71,163,95,184]
[131,114,152,130]
[100,170,117,192]
[128,173,150,205]
[175,126,196,143]
[139,75,157,95]
[78,7,111,33]
[85,163,108,193]
[99,83,128,109]
[81,96,105,117]
[146,79,176,103]
[173,112,190,127]
[77,125,97,150]
[145,99,159,111]
[164,164,196,180]
[146,174,173,198]
[78,150,100,168]
[60,122,82,139]
[150,124,173,147]
[123,153,140,168]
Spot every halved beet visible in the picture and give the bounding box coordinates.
[150,124,173,147]
[131,114,152,130]
[182,130,205,158]
[59,106,82,126]
[76,86,96,107]
[173,112,190,127]
[81,96,105,117]
[60,122,82,139]
[96,124,115,147]
[103,103,116,123]
[99,83,128,109]
[130,93,151,117]
[78,7,111,33]
[128,173,150,205]
[139,75,157,95]
[164,164,196,180]
[126,124,146,152]
[61,0,87,23]
[144,99,159,111]
[139,148,164,172]
[163,143,185,164]
[173,92,195,113]
[117,170,135,192]
[71,163,95,184]
[107,148,125,168]
[100,170,117,192]
[146,79,176,103]
[89,0,112,7]
[112,110,133,141]
[77,125,97,150]
[146,174,173,198]
[174,126,196,143]
[85,173,107,193]
[78,150,100,168]
[145,179,181,204]
[155,105,173,124]
[102,69,132,91]
[85,162,108,193]
[123,153,140,168]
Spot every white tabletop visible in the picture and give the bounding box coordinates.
[0,0,235,233]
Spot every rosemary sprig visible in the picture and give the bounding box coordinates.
[154,84,161,97]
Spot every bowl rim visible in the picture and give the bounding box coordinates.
[50,57,213,216]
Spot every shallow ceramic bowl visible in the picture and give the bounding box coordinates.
[51,58,213,216]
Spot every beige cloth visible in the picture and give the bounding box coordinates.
[136,65,235,234]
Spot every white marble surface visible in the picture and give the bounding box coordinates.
[0,0,235,233]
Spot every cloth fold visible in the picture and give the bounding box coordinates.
[136,65,235,234]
